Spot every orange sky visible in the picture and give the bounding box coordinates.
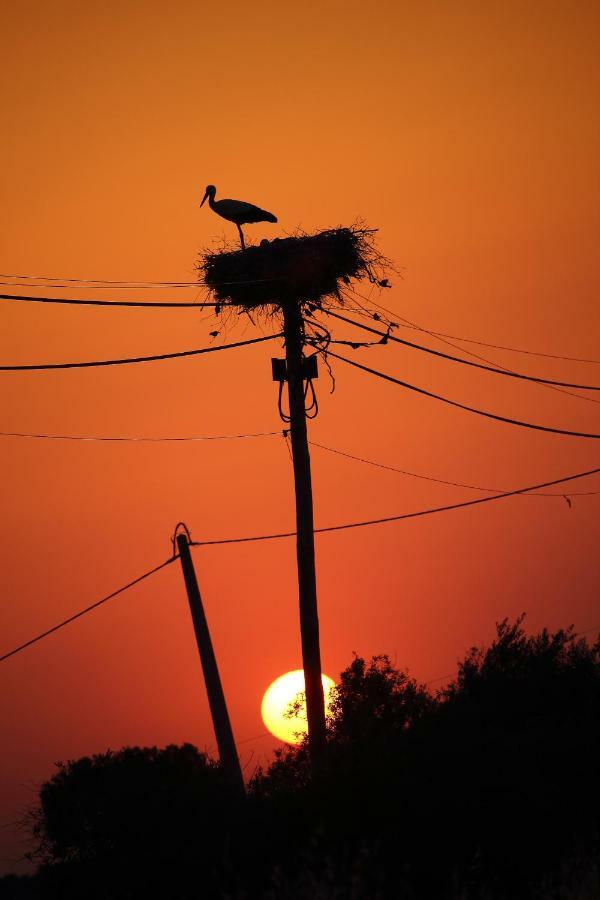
[1,0,600,873]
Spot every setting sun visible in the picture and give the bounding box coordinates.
[261,671,336,744]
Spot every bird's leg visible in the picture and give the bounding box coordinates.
[237,224,246,251]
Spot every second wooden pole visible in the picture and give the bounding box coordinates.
[176,532,245,795]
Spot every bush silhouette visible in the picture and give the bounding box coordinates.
[21,619,600,898]
[29,743,245,898]
[252,619,600,898]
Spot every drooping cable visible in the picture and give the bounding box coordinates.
[345,290,600,366]
[0,273,202,286]
[410,327,600,367]
[0,332,283,372]
[0,557,177,664]
[304,378,319,419]
[188,463,600,547]
[0,429,282,442]
[308,439,600,500]
[324,310,600,392]
[0,274,279,289]
[277,381,291,423]
[3,470,599,664]
[0,292,214,308]
[389,307,600,407]
[340,288,600,407]
[327,351,600,440]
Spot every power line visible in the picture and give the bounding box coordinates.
[0,429,283,442]
[390,308,600,408]
[0,557,176,664]
[0,292,215,308]
[0,332,282,372]
[343,291,600,408]
[327,351,600,440]
[188,463,600,547]
[0,276,276,289]
[3,481,598,666]
[4,275,600,365]
[347,292,600,366]
[0,273,201,286]
[325,310,600,392]
[0,278,278,305]
[400,319,600,366]
[308,440,600,499]
[0,283,206,291]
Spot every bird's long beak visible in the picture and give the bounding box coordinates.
[200,190,209,208]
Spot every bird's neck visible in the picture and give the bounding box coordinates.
[208,191,217,210]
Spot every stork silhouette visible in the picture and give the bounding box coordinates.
[200,184,277,250]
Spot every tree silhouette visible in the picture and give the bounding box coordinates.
[252,620,600,898]
[28,743,245,899]
[431,617,600,894]
[19,619,600,898]
[0,874,40,899]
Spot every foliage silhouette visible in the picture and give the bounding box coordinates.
[27,744,246,899]
[12,619,600,899]
[251,620,600,898]
[0,874,40,898]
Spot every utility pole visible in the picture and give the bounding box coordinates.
[201,225,381,762]
[176,531,245,796]
[281,300,327,758]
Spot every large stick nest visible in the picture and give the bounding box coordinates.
[199,225,389,312]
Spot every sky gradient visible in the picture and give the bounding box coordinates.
[1,0,599,873]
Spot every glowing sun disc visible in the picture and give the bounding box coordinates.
[261,670,336,744]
